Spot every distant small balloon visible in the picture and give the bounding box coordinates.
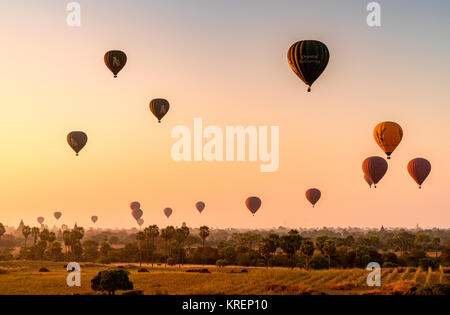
[132,209,143,220]
[37,217,44,225]
[305,188,321,207]
[149,98,170,123]
[67,131,88,156]
[137,218,144,226]
[91,216,98,224]
[407,158,431,189]
[245,197,261,215]
[104,50,127,78]
[130,202,140,211]
[54,212,62,220]
[196,201,206,213]
[164,207,173,218]
[362,156,388,188]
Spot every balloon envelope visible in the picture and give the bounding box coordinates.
[132,209,143,220]
[37,216,44,225]
[137,218,144,226]
[362,156,388,188]
[91,216,98,223]
[164,208,173,218]
[130,201,140,211]
[408,158,431,188]
[287,40,329,92]
[245,197,261,215]
[305,188,321,207]
[149,98,170,123]
[67,131,87,156]
[373,122,403,159]
[196,201,205,213]
[104,50,127,77]
[54,212,62,220]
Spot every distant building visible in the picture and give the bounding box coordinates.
[17,219,25,233]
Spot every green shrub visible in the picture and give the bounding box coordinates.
[216,259,228,267]
[91,269,133,295]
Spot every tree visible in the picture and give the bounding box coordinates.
[175,226,190,267]
[144,225,159,267]
[258,233,279,268]
[299,239,315,269]
[0,223,5,241]
[22,225,31,248]
[82,240,99,262]
[31,227,40,245]
[91,269,133,295]
[323,239,336,268]
[199,226,210,247]
[279,230,303,268]
[135,232,145,267]
[432,237,441,258]
[161,226,175,267]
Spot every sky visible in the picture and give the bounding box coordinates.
[0,0,449,229]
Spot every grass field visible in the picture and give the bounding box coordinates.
[0,261,448,295]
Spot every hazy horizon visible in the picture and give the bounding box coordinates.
[1,1,449,229]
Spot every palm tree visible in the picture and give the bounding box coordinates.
[22,225,31,248]
[145,225,160,268]
[136,231,146,267]
[199,226,210,247]
[160,226,175,267]
[31,227,40,245]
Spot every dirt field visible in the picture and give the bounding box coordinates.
[0,261,447,295]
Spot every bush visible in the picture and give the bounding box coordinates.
[138,268,149,272]
[167,258,176,266]
[216,259,228,267]
[383,261,398,268]
[416,284,450,295]
[419,258,438,270]
[39,267,50,272]
[91,269,133,295]
[310,253,329,270]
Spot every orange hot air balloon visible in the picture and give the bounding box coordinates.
[364,174,373,188]
[407,158,431,189]
[130,202,140,211]
[196,201,205,213]
[245,197,261,215]
[373,122,403,159]
[37,217,44,225]
[104,50,127,78]
[91,216,98,224]
[164,208,173,218]
[54,212,62,220]
[305,188,321,207]
[67,131,88,156]
[362,156,388,188]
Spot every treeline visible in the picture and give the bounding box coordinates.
[0,222,449,269]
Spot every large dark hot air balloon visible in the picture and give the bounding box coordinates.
[362,156,388,188]
[408,158,431,189]
[132,209,143,220]
[196,201,205,213]
[149,98,170,123]
[305,188,321,207]
[164,207,173,218]
[54,212,62,220]
[373,122,403,159]
[364,174,373,188]
[130,202,140,211]
[67,131,87,156]
[245,197,261,215]
[287,40,329,92]
[37,217,44,225]
[104,50,127,78]
[91,216,98,224]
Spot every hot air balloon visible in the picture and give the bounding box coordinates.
[54,212,62,220]
[305,189,321,207]
[132,209,143,220]
[130,201,140,211]
[287,40,329,92]
[408,158,431,189]
[91,216,98,224]
[37,217,44,225]
[104,50,127,78]
[373,122,403,159]
[364,174,373,188]
[362,156,388,188]
[245,197,261,215]
[164,207,172,218]
[137,218,144,227]
[61,224,68,230]
[67,131,87,156]
[196,201,205,213]
[149,98,170,123]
